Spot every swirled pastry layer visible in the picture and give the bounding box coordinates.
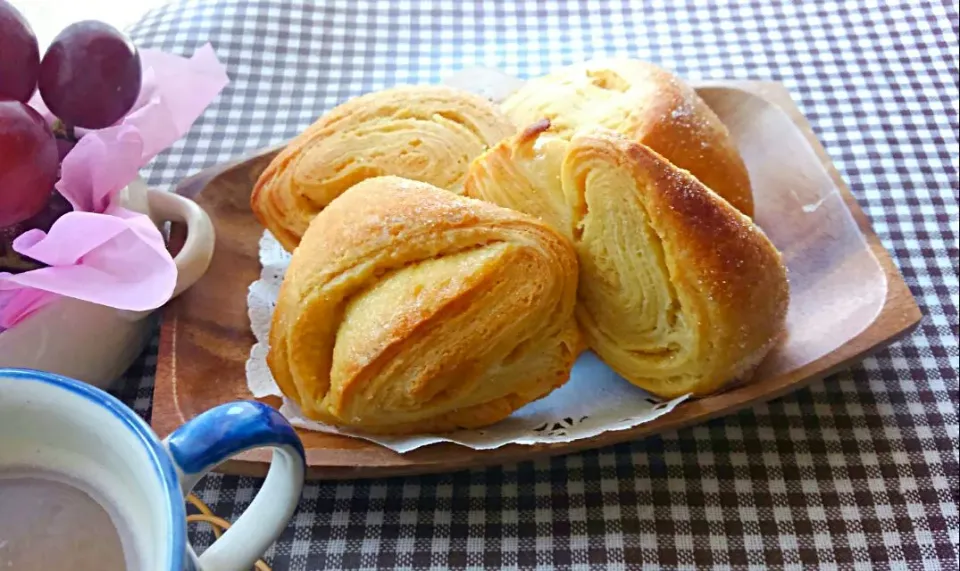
[502,59,754,217]
[267,176,581,434]
[252,85,516,251]
[465,127,788,398]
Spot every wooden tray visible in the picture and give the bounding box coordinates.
[153,81,921,479]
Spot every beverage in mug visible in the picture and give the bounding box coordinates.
[0,368,305,571]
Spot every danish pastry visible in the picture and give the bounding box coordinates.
[465,126,788,397]
[252,85,516,251]
[267,176,581,433]
[502,59,754,216]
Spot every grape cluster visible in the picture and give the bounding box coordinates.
[0,1,142,272]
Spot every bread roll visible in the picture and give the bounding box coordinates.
[502,59,754,217]
[464,126,788,398]
[252,85,516,251]
[267,176,580,434]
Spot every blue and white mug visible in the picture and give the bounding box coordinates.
[0,368,305,570]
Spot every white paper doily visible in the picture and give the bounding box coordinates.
[246,231,688,453]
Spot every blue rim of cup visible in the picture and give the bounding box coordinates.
[0,368,186,571]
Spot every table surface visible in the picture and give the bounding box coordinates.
[113,1,959,569]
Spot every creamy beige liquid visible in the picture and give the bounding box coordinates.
[0,471,132,571]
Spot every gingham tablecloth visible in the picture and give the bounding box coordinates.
[113,1,959,569]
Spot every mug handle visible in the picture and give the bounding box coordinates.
[163,401,306,571]
[145,188,216,298]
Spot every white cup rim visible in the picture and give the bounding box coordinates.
[0,367,186,571]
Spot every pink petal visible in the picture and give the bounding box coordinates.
[125,44,230,162]
[2,212,176,312]
[56,126,144,213]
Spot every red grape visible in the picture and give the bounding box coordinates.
[38,21,142,130]
[0,0,40,102]
[0,101,58,226]
[56,138,76,162]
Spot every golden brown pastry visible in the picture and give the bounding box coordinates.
[502,59,754,217]
[464,126,788,398]
[252,85,516,251]
[267,176,580,434]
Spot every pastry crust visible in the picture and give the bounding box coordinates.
[465,128,788,398]
[502,59,754,217]
[252,85,516,251]
[267,176,581,433]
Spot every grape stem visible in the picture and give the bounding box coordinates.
[51,118,79,142]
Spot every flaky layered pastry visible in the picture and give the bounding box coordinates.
[502,59,754,217]
[267,176,581,434]
[465,126,788,398]
[252,85,516,251]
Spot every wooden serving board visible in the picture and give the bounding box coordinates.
[153,81,921,479]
